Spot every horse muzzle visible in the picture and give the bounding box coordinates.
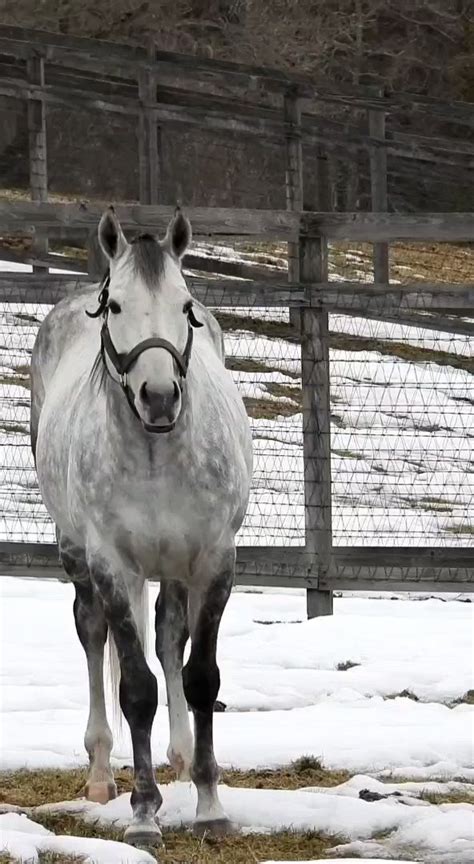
[137,380,182,433]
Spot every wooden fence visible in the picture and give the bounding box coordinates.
[0,27,473,615]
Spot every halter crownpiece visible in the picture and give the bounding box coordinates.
[86,273,203,432]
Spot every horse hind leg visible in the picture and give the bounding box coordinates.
[60,537,116,804]
[183,550,235,836]
[155,580,193,781]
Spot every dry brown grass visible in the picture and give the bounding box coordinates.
[420,789,474,805]
[0,761,349,811]
[330,240,474,284]
[18,811,337,863]
[0,764,344,863]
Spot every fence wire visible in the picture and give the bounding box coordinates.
[0,240,472,551]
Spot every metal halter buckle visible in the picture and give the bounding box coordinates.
[120,372,128,388]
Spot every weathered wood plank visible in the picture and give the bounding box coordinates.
[87,233,106,280]
[0,245,85,273]
[2,25,474,131]
[26,52,48,274]
[0,202,300,239]
[0,274,472,313]
[2,64,474,165]
[138,38,160,204]
[284,88,303,329]
[184,253,286,282]
[320,546,474,590]
[4,75,473,168]
[300,232,334,618]
[0,542,319,588]
[368,93,389,284]
[1,542,471,590]
[0,75,140,116]
[0,242,287,283]
[302,111,474,158]
[285,89,304,254]
[333,307,474,338]
[4,203,474,244]
[149,101,282,139]
[303,212,474,242]
[0,273,307,308]
[302,113,474,167]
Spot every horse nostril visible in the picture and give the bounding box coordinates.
[140,381,149,404]
[173,381,180,402]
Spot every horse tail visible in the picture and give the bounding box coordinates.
[106,579,149,735]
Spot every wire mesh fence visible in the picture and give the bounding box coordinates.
[0,240,472,551]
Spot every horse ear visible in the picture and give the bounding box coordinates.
[98,207,128,260]
[164,208,192,259]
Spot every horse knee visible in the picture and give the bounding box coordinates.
[119,668,158,728]
[73,583,107,651]
[183,657,220,713]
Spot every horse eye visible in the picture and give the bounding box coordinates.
[108,300,121,315]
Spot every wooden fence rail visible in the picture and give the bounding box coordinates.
[2,25,474,125]
[1,273,472,316]
[1,202,474,243]
[0,27,472,616]
[0,543,472,595]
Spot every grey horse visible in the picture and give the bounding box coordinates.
[30,207,253,846]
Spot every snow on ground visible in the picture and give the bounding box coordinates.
[32,783,474,860]
[1,579,473,779]
[3,776,473,863]
[0,811,155,864]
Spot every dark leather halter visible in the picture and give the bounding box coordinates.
[86,273,202,432]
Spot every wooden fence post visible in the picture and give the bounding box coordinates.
[87,232,106,281]
[300,230,334,618]
[138,38,160,204]
[315,146,333,212]
[368,89,389,283]
[284,88,303,329]
[284,87,333,615]
[285,90,334,618]
[27,50,48,272]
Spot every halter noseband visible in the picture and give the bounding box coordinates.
[86,273,202,433]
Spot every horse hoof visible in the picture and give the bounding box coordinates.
[193,818,236,837]
[85,781,117,804]
[124,821,164,848]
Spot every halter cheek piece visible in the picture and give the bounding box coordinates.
[86,273,203,432]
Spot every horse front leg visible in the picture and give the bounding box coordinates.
[89,555,162,847]
[60,536,115,804]
[183,549,234,836]
[155,580,193,780]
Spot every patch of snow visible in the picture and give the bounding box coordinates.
[1,581,473,780]
[0,812,155,863]
[32,779,474,863]
[330,804,474,862]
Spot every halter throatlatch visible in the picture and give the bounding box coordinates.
[86,272,203,433]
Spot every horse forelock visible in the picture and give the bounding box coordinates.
[130,233,165,289]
